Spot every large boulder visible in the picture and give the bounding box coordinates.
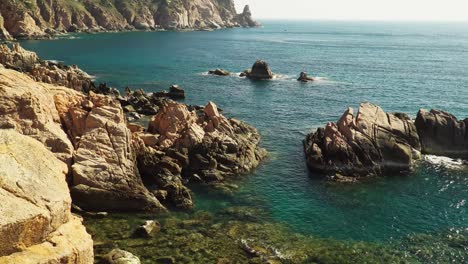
[0,66,74,165]
[242,60,274,80]
[304,103,421,179]
[0,129,93,263]
[415,109,468,158]
[53,89,165,212]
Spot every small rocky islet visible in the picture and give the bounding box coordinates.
[303,102,468,182]
[209,60,316,82]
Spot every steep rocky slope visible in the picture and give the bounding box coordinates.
[0,0,259,39]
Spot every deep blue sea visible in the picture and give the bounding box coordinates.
[21,20,467,243]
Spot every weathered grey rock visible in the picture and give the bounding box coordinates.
[304,103,421,179]
[168,84,185,99]
[297,72,314,82]
[0,129,93,263]
[242,60,275,80]
[415,109,468,158]
[152,85,186,100]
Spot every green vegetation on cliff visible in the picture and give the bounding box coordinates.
[0,0,258,39]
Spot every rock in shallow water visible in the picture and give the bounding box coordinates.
[304,102,421,179]
[105,249,140,264]
[134,220,161,238]
[297,71,314,82]
[415,109,468,159]
[208,68,230,76]
[135,100,266,208]
[241,60,275,80]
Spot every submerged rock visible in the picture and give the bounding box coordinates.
[297,72,314,82]
[134,220,161,238]
[304,103,421,179]
[208,68,230,76]
[415,109,468,159]
[105,249,140,264]
[242,60,275,80]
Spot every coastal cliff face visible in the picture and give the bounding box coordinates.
[0,0,259,39]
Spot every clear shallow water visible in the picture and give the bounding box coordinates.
[21,20,468,243]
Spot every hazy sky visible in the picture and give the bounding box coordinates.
[235,0,468,21]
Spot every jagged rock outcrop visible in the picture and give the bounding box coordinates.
[53,89,165,212]
[0,66,74,165]
[208,68,230,76]
[236,5,260,27]
[241,60,275,80]
[0,43,92,91]
[0,129,93,263]
[0,0,259,39]
[0,13,12,40]
[304,103,421,180]
[415,109,468,159]
[135,101,266,207]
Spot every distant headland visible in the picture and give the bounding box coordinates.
[0,0,259,40]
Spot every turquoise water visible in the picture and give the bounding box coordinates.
[21,21,467,243]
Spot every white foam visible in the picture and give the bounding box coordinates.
[423,155,466,169]
[45,60,61,64]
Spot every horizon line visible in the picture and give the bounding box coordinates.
[253,17,468,23]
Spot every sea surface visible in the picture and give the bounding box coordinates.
[21,20,468,260]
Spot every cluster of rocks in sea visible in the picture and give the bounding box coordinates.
[210,60,316,82]
[304,102,468,181]
[0,45,266,262]
[0,0,259,40]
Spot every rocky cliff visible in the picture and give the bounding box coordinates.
[304,103,421,181]
[0,129,93,263]
[0,0,259,39]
